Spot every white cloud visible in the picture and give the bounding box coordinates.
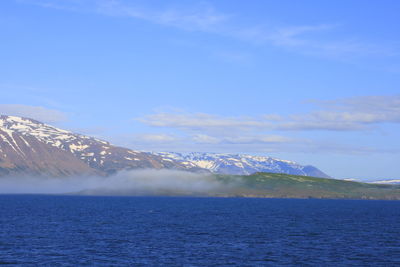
[131,95,400,154]
[140,95,400,133]
[134,133,177,143]
[223,135,294,144]
[138,112,271,133]
[192,134,220,144]
[191,134,294,145]
[0,104,67,122]
[311,95,400,123]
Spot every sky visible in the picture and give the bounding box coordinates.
[1,0,400,180]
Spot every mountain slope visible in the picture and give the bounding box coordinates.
[154,152,330,178]
[0,115,189,176]
[225,172,400,199]
[0,127,97,177]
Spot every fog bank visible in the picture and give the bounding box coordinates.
[0,169,234,196]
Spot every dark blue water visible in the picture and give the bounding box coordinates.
[0,196,399,266]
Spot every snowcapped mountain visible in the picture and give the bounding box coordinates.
[153,152,330,178]
[0,115,190,176]
[0,115,329,178]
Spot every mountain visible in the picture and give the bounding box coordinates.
[153,152,330,178]
[0,115,329,178]
[0,115,192,176]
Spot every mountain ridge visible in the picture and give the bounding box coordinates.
[153,152,330,178]
[0,115,329,178]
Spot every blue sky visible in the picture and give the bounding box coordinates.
[1,0,400,180]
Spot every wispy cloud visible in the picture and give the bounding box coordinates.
[125,132,398,156]
[17,0,399,60]
[236,24,335,48]
[310,95,400,121]
[15,0,91,11]
[235,23,399,59]
[96,0,229,32]
[133,95,400,154]
[19,0,229,32]
[138,112,270,133]
[0,83,75,110]
[191,134,294,145]
[139,95,400,133]
[0,104,67,122]
[269,25,335,47]
[134,133,178,143]
[124,133,296,151]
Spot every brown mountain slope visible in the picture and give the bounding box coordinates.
[0,129,98,177]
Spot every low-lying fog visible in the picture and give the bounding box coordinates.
[0,169,238,196]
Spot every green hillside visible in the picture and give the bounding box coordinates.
[215,172,400,200]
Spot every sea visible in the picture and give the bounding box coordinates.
[0,195,399,266]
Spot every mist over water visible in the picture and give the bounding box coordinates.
[0,170,233,196]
